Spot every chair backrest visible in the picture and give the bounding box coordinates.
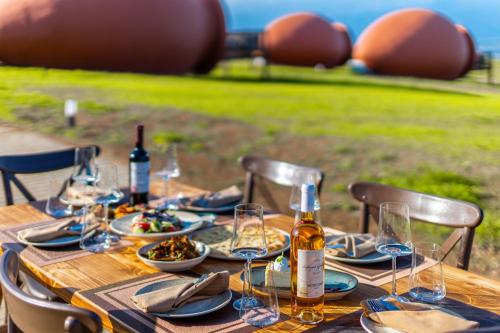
[239,155,324,211]
[0,250,102,333]
[348,181,483,270]
[0,146,100,205]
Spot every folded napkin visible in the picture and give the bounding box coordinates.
[132,271,230,313]
[18,219,79,243]
[361,298,479,333]
[327,233,376,258]
[190,186,243,208]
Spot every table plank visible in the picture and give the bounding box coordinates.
[0,181,499,332]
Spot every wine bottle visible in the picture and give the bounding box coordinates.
[290,183,325,324]
[129,124,150,205]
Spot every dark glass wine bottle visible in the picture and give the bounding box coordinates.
[129,124,150,205]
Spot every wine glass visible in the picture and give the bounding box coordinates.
[375,202,413,302]
[45,179,73,218]
[289,170,320,211]
[230,203,267,311]
[72,146,98,183]
[93,163,124,244]
[154,144,181,209]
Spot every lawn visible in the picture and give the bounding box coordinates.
[0,60,498,277]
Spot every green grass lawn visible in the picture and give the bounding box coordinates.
[0,60,499,276]
[1,62,500,156]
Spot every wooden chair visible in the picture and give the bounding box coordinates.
[0,250,102,333]
[239,155,324,211]
[0,146,100,206]
[348,182,484,270]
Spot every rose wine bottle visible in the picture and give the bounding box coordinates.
[290,183,325,324]
[129,124,150,205]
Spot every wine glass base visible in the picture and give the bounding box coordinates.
[378,294,409,303]
[232,297,263,311]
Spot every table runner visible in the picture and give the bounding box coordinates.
[78,272,255,333]
[325,254,433,286]
[0,219,132,267]
[323,228,434,286]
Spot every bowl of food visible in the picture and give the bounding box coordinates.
[137,236,209,272]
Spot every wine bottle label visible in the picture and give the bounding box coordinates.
[297,249,324,298]
[130,161,150,193]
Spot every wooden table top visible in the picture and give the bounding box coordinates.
[0,181,499,332]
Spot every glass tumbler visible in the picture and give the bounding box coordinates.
[79,205,110,253]
[409,243,446,302]
[240,260,280,327]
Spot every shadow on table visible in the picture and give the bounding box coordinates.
[300,287,500,332]
[106,291,289,333]
[424,294,500,328]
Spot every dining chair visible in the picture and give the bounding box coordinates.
[0,250,102,333]
[239,155,324,211]
[0,146,100,302]
[0,145,101,206]
[348,181,484,270]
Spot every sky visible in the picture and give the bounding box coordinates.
[223,0,500,52]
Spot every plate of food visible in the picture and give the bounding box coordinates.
[110,209,203,241]
[191,225,290,260]
[137,236,209,272]
[243,255,358,300]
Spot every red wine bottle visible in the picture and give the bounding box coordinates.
[129,124,150,205]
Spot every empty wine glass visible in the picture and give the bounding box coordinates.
[72,146,98,183]
[375,202,413,302]
[45,179,72,218]
[94,163,124,244]
[289,169,320,211]
[230,203,267,310]
[155,144,181,209]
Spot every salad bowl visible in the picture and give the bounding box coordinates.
[110,210,203,241]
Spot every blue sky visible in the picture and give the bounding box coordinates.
[223,0,500,52]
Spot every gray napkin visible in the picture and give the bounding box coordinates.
[327,233,376,258]
[18,219,79,243]
[131,271,230,313]
[191,186,242,208]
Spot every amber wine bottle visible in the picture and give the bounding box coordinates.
[290,183,325,324]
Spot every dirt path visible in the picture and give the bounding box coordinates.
[0,125,127,206]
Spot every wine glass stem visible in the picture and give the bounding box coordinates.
[391,255,397,296]
[163,176,170,199]
[245,258,254,301]
[104,203,110,233]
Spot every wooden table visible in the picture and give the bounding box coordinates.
[0,181,499,332]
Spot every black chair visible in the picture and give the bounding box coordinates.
[0,146,100,301]
[0,146,100,206]
[349,182,484,270]
[239,155,324,212]
[0,250,102,333]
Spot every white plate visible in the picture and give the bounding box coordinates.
[360,305,464,333]
[137,241,210,272]
[17,224,96,248]
[192,226,290,261]
[360,313,403,333]
[110,211,203,241]
[133,279,232,318]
